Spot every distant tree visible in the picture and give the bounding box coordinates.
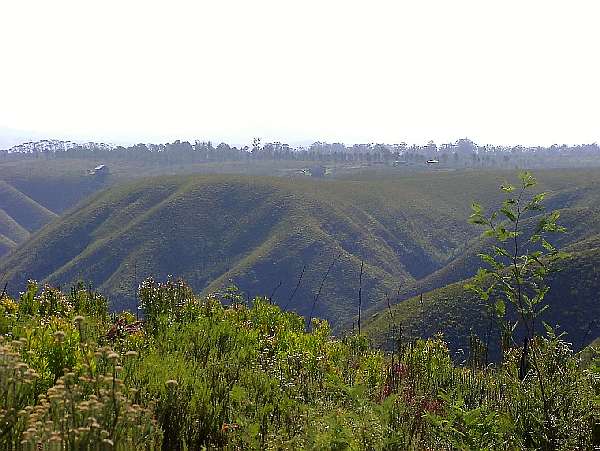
[252,137,261,154]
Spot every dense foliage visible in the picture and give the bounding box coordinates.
[1,277,598,449]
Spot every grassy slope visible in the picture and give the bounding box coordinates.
[0,172,508,327]
[0,159,111,214]
[363,170,600,353]
[0,181,57,232]
[364,206,600,315]
[0,233,16,255]
[0,208,30,244]
[0,180,60,257]
[364,237,600,355]
[2,166,599,330]
[359,169,600,319]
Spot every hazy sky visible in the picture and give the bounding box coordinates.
[1,1,598,147]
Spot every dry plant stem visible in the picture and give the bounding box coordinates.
[358,258,364,335]
[283,265,306,310]
[307,253,340,330]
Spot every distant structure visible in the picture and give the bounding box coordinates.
[89,164,109,177]
[426,159,439,165]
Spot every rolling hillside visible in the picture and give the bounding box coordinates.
[0,181,57,231]
[0,172,505,327]
[0,234,16,255]
[363,231,600,357]
[0,160,115,256]
[0,208,30,244]
[0,181,58,255]
[2,168,600,330]
[363,205,600,317]
[362,172,600,354]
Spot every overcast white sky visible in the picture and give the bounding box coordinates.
[0,0,598,147]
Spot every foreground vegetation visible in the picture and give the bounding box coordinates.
[2,171,599,449]
[1,278,598,449]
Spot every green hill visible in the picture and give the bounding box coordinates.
[2,168,600,329]
[358,168,600,321]
[364,206,600,315]
[0,181,57,231]
[0,233,16,255]
[363,172,600,354]
[0,172,506,327]
[0,181,58,256]
[364,235,600,355]
[0,159,111,214]
[0,207,30,244]
[0,162,111,256]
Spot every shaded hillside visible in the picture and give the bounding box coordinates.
[360,174,600,321]
[0,208,30,244]
[0,172,508,327]
[401,207,597,300]
[0,162,113,257]
[0,234,16,255]
[0,159,111,214]
[0,181,58,256]
[0,181,57,231]
[3,168,600,328]
[364,237,600,357]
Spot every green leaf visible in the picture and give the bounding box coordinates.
[493,246,511,258]
[519,171,537,188]
[478,253,503,270]
[500,206,517,222]
[494,299,506,317]
[541,238,556,252]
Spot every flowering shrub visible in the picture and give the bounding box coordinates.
[0,337,39,449]
[19,347,161,450]
[1,280,598,449]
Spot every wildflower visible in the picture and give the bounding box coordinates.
[221,422,239,432]
[53,331,66,343]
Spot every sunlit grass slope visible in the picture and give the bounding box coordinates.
[0,172,501,327]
